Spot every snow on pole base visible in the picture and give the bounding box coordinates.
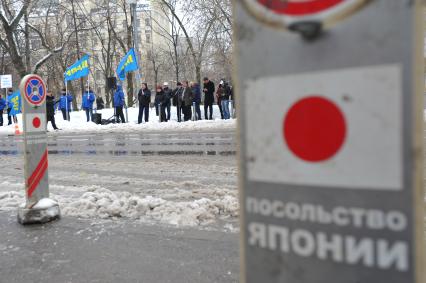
[17,198,60,225]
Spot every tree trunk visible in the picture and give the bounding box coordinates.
[71,0,83,111]
[5,27,27,78]
[24,12,30,73]
[195,64,201,88]
[126,25,134,107]
[105,85,111,108]
[126,73,134,106]
[68,82,77,110]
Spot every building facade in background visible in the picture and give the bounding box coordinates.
[29,0,171,106]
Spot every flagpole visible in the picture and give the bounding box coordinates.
[5,88,8,125]
[65,80,69,121]
[87,75,90,121]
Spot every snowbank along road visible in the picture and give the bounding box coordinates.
[0,127,239,231]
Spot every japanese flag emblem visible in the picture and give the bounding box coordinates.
[26,113,46,133]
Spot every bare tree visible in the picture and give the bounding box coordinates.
[108,0,136,107]
[0,0,82,78]
[159,0,230,85]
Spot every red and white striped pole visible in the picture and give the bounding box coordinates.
[17,74,60,225]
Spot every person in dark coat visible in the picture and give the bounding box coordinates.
[181,81,194,121]
[155,85,167,122]
[113,85,126,123]
[154,87,161,116]
[162,82,172,121]
[172,82,184,122]
[137,82,151,124]
[221,81,231,119]
[216,83,224,119]
[96,96,105,110]
[6,89,17,125]
[46,91,59,130]
[191,82,202,120]
[0,94,6,126]
[202,77,215,120]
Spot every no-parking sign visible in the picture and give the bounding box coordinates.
[234,1,424,282]
[23,76,46,106]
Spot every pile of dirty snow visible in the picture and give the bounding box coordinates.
[0,183,239,227]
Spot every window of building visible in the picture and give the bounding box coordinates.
[145,18,151,27]
[146,33,151,44]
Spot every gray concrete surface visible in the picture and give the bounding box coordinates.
[0,212,239,283]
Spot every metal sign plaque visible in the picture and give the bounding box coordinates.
[19,74,49,206]
[0,74,12,89]
[234,1,424,282]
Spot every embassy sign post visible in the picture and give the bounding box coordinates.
[234,0,424,282]
[17,74,60,225]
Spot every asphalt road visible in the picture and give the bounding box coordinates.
[0,213,239,283]
[0,129,240,283]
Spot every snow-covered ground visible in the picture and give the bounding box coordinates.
[0,154,239,231]
[0,105,236,135]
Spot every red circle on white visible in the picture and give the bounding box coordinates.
[257,0,344,16]
[283,96,346,162]
[32,117,41,129]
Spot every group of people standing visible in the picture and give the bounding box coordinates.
[0,77,234,129]
[137,77,233,124]
[45,86,126,129]
[0,90,18,127]
[51,88,96,123]
[44,88,97,130]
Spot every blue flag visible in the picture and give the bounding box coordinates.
[116,49,138,81]
[8,91,21,115]
[64,55,90,82]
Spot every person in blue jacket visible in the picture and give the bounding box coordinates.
[82,87,95,122]
[113,85,126,123]
[6,89,17,125]
[59,88,73,121]
[0,94,6,126]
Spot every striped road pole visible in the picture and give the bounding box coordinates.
[17,74,60,225]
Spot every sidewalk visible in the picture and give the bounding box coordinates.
[0,213,239,283]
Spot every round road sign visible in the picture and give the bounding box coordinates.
[242,0,369,30]
[23,75,46,106]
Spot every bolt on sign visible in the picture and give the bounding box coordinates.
[233,1,424,282]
